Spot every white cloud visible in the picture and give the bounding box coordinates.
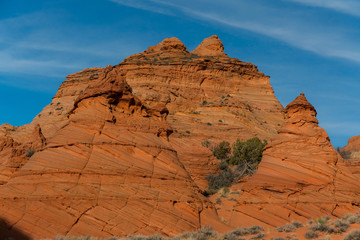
[0,12,144,86]
[286,0,360,17]
[109,0,360,64]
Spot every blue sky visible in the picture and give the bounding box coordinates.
[1,0,359,147]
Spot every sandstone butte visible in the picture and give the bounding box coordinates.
[0,36,359,239]
[211,93,360,230]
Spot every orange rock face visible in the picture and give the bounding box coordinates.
[221,93,360,228]
[118,36,284,189]
[0,64,229,239]
[4,36,356,239]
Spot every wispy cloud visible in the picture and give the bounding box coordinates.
[109,0,360,64]
[0,12,144,88]
[108,0,175,15]
[286,0,360,17]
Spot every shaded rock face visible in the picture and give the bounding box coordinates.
[221,94,360,228]
[342,136,360,162]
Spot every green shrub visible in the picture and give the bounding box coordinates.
[232,137,267,176]
[212,141,231,160]
[230,137,267,166]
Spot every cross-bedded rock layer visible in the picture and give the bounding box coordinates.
[216,94,360,228]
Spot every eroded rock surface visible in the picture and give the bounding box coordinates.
[119,36,284,188]
[0,36,294,239]
[220,93,360,228]
[0,65,228,239]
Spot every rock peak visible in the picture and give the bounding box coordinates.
[146,37,188,53]
[285,93,318,124]
[191,35,227,57]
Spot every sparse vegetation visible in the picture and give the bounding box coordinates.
[201,140,211,148]
[333,219,350,233]
[25,149,35,158]
[336,147,351,159]
[345,230,360,240]
[205,167,239,195]
[51,213,360,240]
[231,138,267,177]
[201,100,208,106]
[277,223,296,233]
[211,141,231,160]
[203,137,267,194]
[304,230,318,239]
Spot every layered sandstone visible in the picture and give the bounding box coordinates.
[0,36,286,239]
[118,36,284,188]
[217,93,360,228]
[0,65,228,239]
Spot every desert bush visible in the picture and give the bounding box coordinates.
[219,161,229,170]
[173,226,216,240]
[271,238,285,240]
[333,219,350,233]
[342,213,360,224]
[224,226,263,238]
[291,220,303,228]
[25,149,35,158]
[250,233,265,239]
[345,230,360,240]
[276,223,296,232]
[205,167,239,194]
[310,223,335,233]
[126,235,163,240]
[304,230,318,239]
[230,137,267,166]
[310,217,335,234]
[212,141,231,160]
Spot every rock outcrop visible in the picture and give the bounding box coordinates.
[0,64,229,239]
[220,93,360,228]
[0,36,289,238]
[119,35,284,188]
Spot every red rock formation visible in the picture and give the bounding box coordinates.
[0,64,229,239]
[0,36,285,238]
[118,36,284,189]
[221,93,360,228]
